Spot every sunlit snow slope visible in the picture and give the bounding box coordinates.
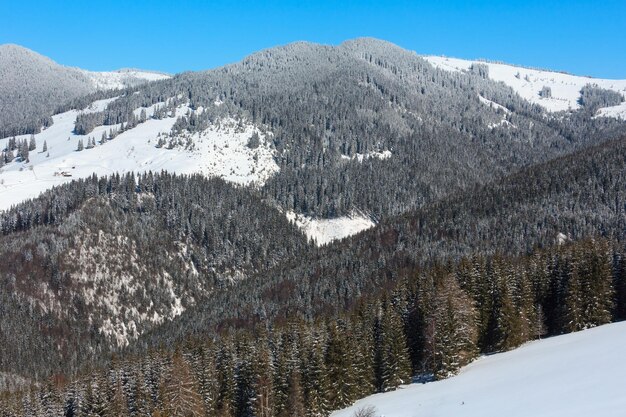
[81,69,170,90]
[0,99,278,211]
[333,321,626,417]
[286,211,375,246]
[425,56,626,116]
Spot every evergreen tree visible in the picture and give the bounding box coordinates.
[300,332,328,417]
[216,341,237,417]
[424,273,478,379]
[375,299,411,391]
[324,322,356,410]
[162,350,204,417]
[28,135,37,151]
[283,371,305,417]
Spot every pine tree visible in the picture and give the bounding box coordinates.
[614,248,626,321]
[300,332,328,417]
[17,139,29,162]
[42,140,47,153]
[77,139,84,152]
[189,344,218,416]
[283,371,305,417]
[216,341,237,417]
[375,299,411,391]
[493,263,529,351]
[578,241,614,327]
[162,350,205,417]
[424,273,478,379]
[251,334,274,417]
[28,134,37,151]
[324,322,356,410]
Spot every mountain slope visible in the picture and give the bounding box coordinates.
[0,172,310,378]
[425,55,626,114]
[333,321,626,417]
[0,44,168,137]
[2,39,625,226]
[129,134,626,351]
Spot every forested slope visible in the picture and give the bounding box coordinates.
[0,173,310,379]
[132,135,626,349]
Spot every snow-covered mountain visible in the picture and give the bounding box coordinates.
[333,321,626,417]
[424,55,626,117]
[0,44,169,136]
[2,39,626,245]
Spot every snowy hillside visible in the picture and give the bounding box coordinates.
[425,55,626,116]
[0,44,170,137]
[0,99,278,211]
[333,321,626,417]
[80,68,170,90]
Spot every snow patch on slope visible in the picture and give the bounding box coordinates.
[341,150,392,163]
[168,118,279,186]
[594,101,626,120]
[478,94,510,114]
[425,56,626,114]
[478,94,516,129]
[333,321,626,417]
[286,211,375,246]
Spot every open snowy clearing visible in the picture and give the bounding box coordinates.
[332,321,626,417]
[286,211,376,246]
[424,55,626,114]
[81,69,170,90]
[0,101,278,211]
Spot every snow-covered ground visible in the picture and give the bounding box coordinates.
[0,101,278,211]
[81,69,170,90]
[341,150,392,163]
[286,211,375,245]
[333,321,626,417]
[424,56,626,115]
[595,101,626,120]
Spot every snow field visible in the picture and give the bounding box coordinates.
[425,56,626,115]
[332,321,626,417]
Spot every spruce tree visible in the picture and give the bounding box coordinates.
[424,273,478,379]
[376,299,411,391]
[162,350,205,417]
[324,322,356,410]
[301,337,329,417]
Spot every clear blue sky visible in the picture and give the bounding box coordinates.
[1,0,624,78]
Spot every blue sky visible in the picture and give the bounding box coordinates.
[1,0,624,78]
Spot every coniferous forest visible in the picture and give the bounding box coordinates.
[1,237,624,416]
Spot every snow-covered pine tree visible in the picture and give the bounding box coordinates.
[424,273,478,379]
[28,134,36,151]
[375,298,411,391]
[162,350,205,417]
